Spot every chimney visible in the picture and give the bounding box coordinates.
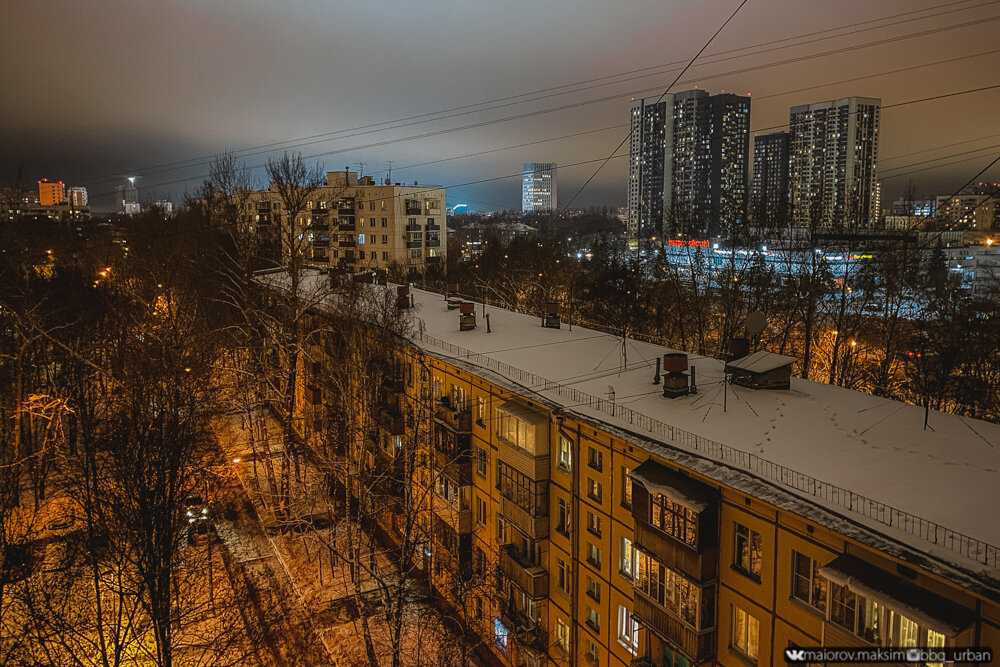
[543,301,560,329]
[653,356,661,385]
[396,284,411,310]
[689,365,698,394]
[662,352,689,399]
[459,301,477,331]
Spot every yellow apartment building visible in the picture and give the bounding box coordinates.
[289,271,999,667]
[251,170,446,275]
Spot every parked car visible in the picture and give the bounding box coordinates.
[183,494,209,523]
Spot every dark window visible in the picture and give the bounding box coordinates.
[733,523,762,580]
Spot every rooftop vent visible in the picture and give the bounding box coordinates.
[542,301,560,329]
[662,353,689,399]
[459,301,477,331]
[725,351,794,390]
[396,284,412,310]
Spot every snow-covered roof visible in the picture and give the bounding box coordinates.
[398,286,1000,585]
[725,350,795,374]
[266,271,1000,590]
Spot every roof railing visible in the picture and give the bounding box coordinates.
[416,327,998,570]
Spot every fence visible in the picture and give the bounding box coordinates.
[416,328,998,570]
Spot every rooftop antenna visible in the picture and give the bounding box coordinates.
[746,311,766,350]
[386,160,393,184]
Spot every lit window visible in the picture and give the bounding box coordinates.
[558,435,572,471]
[617,606,640,655]
[732,605,759,661]
[733,523,762,580]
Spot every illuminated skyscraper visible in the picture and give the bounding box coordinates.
[118,177,140,215]
[750,131,790,231]
[521,163,557,213]
[627,90,750,245]
[788,97,880,229]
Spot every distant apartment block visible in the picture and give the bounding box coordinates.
[67,186,88,208]
[935,193,998,230]
[37,178,65,206]
[522,163,558,213]
[118,178,141,215]
[749,131,790,231]
[251,170,446,274]
[628,91,750,245]
[788,97,880,229]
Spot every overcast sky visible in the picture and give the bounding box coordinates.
[2,0,999,211]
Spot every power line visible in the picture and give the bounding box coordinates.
[880,142,1000,175]
[87,80,1000,219]
[560,0,752,217]
[880,131,1000,161]
[91,36,1000,202]
[752,83,1000,135]
[87,0,998,185]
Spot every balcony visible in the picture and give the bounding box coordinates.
[339,238,356,248]
[433,446,472,485]
[405,201,422,215]
[499,545,547,600]
[633,591,715,664]
[431,493,472,534]
[499,494,548,539]
[497,437,549,480]
[499,601,547,654]
[433,398,472,433]
[377,406,404,435]
[337,201,355,215]
[406,239,423,249]
[337,219,356,232]
[634,521,717,582]
[426,235,441,248]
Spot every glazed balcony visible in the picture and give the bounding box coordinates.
[633,520,717,583]
[499,545,548,600]
[633,591,715,664]
[499,494,548,539]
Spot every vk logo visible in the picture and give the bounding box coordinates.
[785,648,807,662]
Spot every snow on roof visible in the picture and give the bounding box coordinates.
[725,350,795,374]
[819,554,975,635]
[270,271,1000,586]
[398,286,1000,577]
[630,459,715,513]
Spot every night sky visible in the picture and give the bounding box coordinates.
[3,0,999,211]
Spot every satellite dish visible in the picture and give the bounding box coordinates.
[746,311,766,337]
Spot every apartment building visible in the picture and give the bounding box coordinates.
[288,271,999,667]
[37,178,65,206]
[788,97,881,230]
[251,170,446,275]
[627,91,750,246]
